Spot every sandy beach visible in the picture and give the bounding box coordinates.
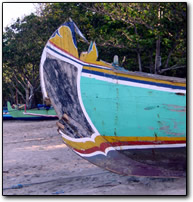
[3,120,186,195]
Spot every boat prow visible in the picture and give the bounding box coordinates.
[40,19,186,177]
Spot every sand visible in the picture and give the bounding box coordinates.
[2,120,186,195]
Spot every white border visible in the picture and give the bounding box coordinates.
[82,72,186,94]
[23,112,58,117]
[46,43,186,94]
[59,129,186,157]
[44,43,101,137]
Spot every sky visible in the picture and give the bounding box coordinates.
[3,3,37,29]
[3,1,189,29]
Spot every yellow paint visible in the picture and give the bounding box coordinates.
[88,60,112,68]
[83,66,186,87]
[48,25,184,88]
[48,24,185,88]
[62,135,107,150]
[62,135,186,150]
[49,26,78,58]
[80,42,98,62]
[80,42,112,68]
[104,136,186,143]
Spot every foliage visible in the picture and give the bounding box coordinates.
[3,14,45,107]
[3,2,186,107]
[83,3,187,75]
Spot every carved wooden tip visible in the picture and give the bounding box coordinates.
[62,113,69,122]
[56,121,65,129]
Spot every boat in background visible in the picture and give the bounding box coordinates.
[40,19,186,177]
[7,101,58,120]
[3,107,13,120]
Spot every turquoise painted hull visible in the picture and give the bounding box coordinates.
[40,20,186,177]
[80,76,186,139]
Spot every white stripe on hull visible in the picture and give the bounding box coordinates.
[44,44,186,94]
[23,112,58,117]
[59,130,186,157]
[81,73,186,94]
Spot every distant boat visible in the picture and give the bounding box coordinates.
[40,19,186,177]
[7,101,58,120]
[3,107,13,120]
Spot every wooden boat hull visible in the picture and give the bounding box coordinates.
[7,102,58,120]
[40,20,186,177]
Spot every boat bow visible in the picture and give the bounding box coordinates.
[40,19,186,177]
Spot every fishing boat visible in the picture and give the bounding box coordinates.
[7,101,58,120]
[3,107,13,120]
[40,19,186,177]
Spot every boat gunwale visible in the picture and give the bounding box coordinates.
[47,41,186,85]
[111,69,186,84]
[82,66,186,87]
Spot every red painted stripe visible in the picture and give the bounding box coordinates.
[49,41,79,60]
[48,41,111,69]
[73,141,186,155]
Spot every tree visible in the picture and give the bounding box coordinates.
[3,14,45,108]
[3,3,186,106]
[82,3,187,76]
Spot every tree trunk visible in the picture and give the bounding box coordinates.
[149,51,154,73]
[154,36,161,74]
[25,88,29,108]
[137,51,142,72]
[28,86,34,109]
[8,86,15,105]
[134,26,142,72]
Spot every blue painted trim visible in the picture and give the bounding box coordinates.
[82,69,186,90]
[47,45,110,70]
[88,41,93,53]
[62,22,77,48]
[51,29,62,38]
[51,22,77,48]
[47,46,186,90]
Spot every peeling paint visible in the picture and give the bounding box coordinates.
[144,106,159,110]
[166,131,185,136]
[114,128,117,136]
[162,104,186,112]
[174,121,178,129]
[154,132,158,138]
[175,92,185,96]
[158,122,184,136]
[160,125,170,131]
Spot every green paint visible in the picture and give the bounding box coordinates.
[80,77,186,138]
[7,101,57,118]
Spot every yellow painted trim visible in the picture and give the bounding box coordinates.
[83,66,186,87]
[62,135,186,150]
[103,136,186,143]
[62,135,107,150]
[49,26,78,58]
